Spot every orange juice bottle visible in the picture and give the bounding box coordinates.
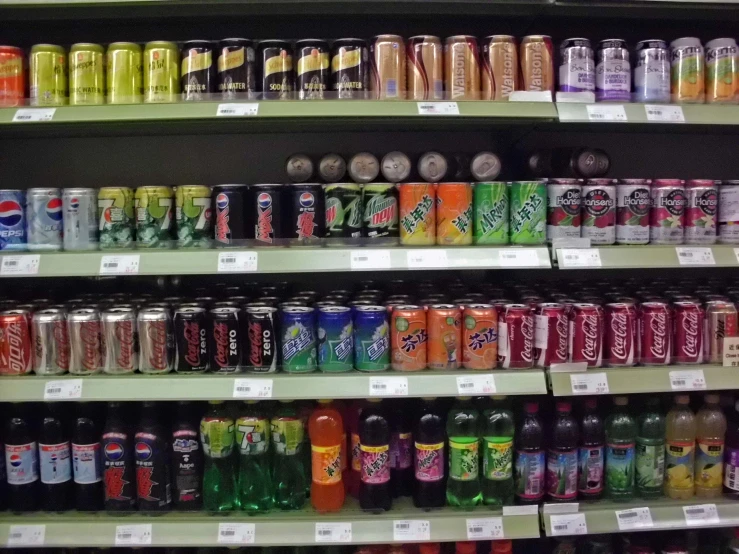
[309,399,345,512]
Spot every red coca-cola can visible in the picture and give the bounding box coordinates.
[673,301,704,365]
[534,303,568,368]
[568,303,603,368]
[639,301,672,365]
[604,303,638,367]
[499,303,534,369]
[0,309,32,375]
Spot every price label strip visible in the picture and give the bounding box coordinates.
[7,525,45,547]
[723,337,739,367]
[645,104,685,122]
[350,250,391,270]
[683,503,720,526]
[676,247,715,266]
[456,375,495,395]
[549,513,587,536]
[217,523,255,544]
[218,251,258,273]
[558,248,602,268]
[315,522,352,543]
[99,255,140,275]
[466,517,504,540]
[0,255,40,276]
[44,379,83,400]
[498,249,541,267]
[586,104,627,122]
[217,103,259,116]
[406,249,448,269]
[669,370,706,391]
[393,520,430,542]
[369,376,409,397]
[570,372,609,395]
[115,524,152,546]
[13,108,55,122]
[615,507,653,531]
[417,102,459,115]
[233,378,273,399]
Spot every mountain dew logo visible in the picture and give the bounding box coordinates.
[364,194,396,228]
[325,197,342,228]
[452,205,473,234]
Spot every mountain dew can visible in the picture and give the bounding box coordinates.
[473,182,509,245]
[354,306,390,371]
[318,306,354,372]
[325,183,362,239]
[362,183,398,240]
[281,307,318,373]
[98,187,135,249]
[176,185,212,247]
[509,181,546,245]
[135,186,174,248]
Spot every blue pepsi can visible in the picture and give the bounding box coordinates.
[27,188,63,251]
[353,305,390,371]
[318,306,354,372]
[0,189,27,251]
[280,306,317,373]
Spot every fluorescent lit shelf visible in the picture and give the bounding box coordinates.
[555,245,739,270]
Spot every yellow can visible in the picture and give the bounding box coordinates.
[706,38,739,104]
[670,37,705,104]
[69,43,105,105]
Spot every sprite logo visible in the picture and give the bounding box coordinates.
[401,195,433,234]
[452,205,473,234]
[364,194,396,228]
[333,337,353,361]
[366,336,390,361]
[479,201,507,234]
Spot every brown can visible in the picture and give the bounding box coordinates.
[444,35,481,100]
[482,35,519,100]
[520,35,555,93]
[370,34,406,100]
[427,304,462,370]
[407,35,443,101]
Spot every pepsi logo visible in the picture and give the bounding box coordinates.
[104,442,124,461]
[135,442,152,460]
[46,197,63,222]
[299,192,314,208]
[9,454,22,467]
[70,198,80,210]
[50,453,58,462]
[0,200,23,228]
[257,192,272,209]
[216,193,229,211]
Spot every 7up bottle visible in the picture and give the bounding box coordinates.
[98,187,135,249]
[509,181,546,245]
[362,183,398,243]
[325,183,362,241]
[176,185,212,248]
[473,182,509,245]
[135,186,174,248]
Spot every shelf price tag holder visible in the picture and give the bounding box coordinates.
[676,247,715,266]
[615,507,653,531]
[417,102,459,115]
[350,250,391,270]
[498,249,541,267]
[393,520,430,541]
[217,523,256,544]
[723,337,739,367]
[7,525,45,547]
[406,249,448,269]
[558,248,602,268]
[217,251,258,273]
[100,255,140,275]
[0,255,40,276]
[315,522,352,543]
[456,375,495,394]
[115,524,152,546]
[570,372,609,395]
[669,370,706,391]
[233,378,273,399]
[549,513,587,536]
[13,108,55,122]
[586,104,627,121]
[216,103,259,116]
[466,517,504,540]
[44,379,83,400]
[683,503,719,526]
[645,104,685,122]
[369,376,409,397]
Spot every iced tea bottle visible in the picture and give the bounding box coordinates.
[695,393,726,498]
[665,395,696,499]
[309,399,345,512]
[605,396,636,500]
[446,397,482,507]
[636,397,666,499]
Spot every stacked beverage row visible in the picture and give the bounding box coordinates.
[551,529,735,554]
[1,35,737,105]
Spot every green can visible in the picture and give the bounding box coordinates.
[280,307,318,373]
[509,181,546,245]
[135,186,175,248]
[29,44,68,106]
[175,185,212,248]
[69,43,105,105]
[353,306,390,371]
[144,41,180,103]
[317,306,354,372]
[362,183,398,240]
[473,182,509,245]
[98,187,135,249]
[106,42,143,104]
[324,183,362,239]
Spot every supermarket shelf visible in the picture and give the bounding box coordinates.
[555,245,739,269]
[556,103,739,126]
[0,499,541,547]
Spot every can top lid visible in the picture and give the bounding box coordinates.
[355,305,386,313]
[318,306,351,313]
[251,183,284,188]
[706,38,738,48]
[70,43,105,53]
[220,38,252,43]
[258,39,292,46]
[295,39,329,45]
[182,40,213,46]
[214,183,248,188]
[176,306,207,313]
[108,42,142,50]
[484,35,516,41]
[145,41,180,49]
[282,306,314,313]
[0,45,23,53]
[670,37,703,48]
[466,303,493,309]
[333,38,366,44]
[30,43,65,53]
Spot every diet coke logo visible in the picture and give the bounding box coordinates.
[682,309,700,358]
[183,321,201,367]
[610,312,629,360]
[115,319,135,370]
[147,321,168,370]
[53,320,70,370]
[649,312,668,359]
[582,314,600,362]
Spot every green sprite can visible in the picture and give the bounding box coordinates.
[144,41,180,103]
[135,186,175,248]
[509,181,547,245]
[69,43,105,105]
[175,185,212,248]
[280,307,318,373]
[106,42,143,104]
[317,306,354,372]
[29,44,68,106]
[353,306,390,372]
[473,182,509,245]
[325,183,362,240]
[98,187,135,249]
[362,183,398,242]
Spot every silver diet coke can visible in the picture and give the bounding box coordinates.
[101,307,138,374]
[31,308,70,375]
[68,308,103,375]
[137,306,174,374]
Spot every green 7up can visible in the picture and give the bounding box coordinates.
[98,187,135,249]
[135,186,174,248]
[473,182,509,245]
[509,181,546,245]
[176,185,212,248]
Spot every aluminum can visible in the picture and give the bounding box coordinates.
[510,181,547,245]
[633,39,670,103]
[559,38,595,93]
[208,307,242,373]
[62,188,98,251]
[473,182,509,245]
[650,179,686,245]
[138,306,173,374]
[286,154,314,183]
[407,36,443,100]
[370,35,406,100]
[101,307,137,374]
[354,305,390,371]
[436,182,473,246]
[673,301,704,365]
[258,40,293,99]
[348,152,380,184]
[317,306,353,372]
[615,179,650,245]
[568,303,603,368]
[249,184,283,244]
[706,38,738,104]
[499,303,534,369]
[390,305,427,371]
[604,303,638,367]
[135,186,174,248]
[685,179,718,245]
[330,38,369,99]
[280,306,317,373]
[26,188,63,251]
[705,300,738,363]
[670,37,705,103]
[144,41,180,103]
[399,183,436,246]
[0,189,27,251]
[534,303,568,369]
[520,35,555,93]
[470,152,502,182]
[30,44,68,106]
[639,301,672,365]
[0,46,24,107]
[98,187,135,249]
[213,184,248,246]
[444,35,480,100]
[288,183,324,242]
[362,183,398,241]
[31,308,70,375]
[546,180,581,243]
[296,39,329,100]
[325,183,362,239]
[319,153,347,183]
[175,185,212,248]
[181,40,215,101]
[173,306,208,373]
[69,43,105,105]
[418,151,448,183]
[217,38,256,97]
[106,42,143,104]
[427,304,461,370]
[245,306,277,373]
[462,304,497,370]
[581,179,616,245]
[381,152,412,184]
[0,310,32,375]
[719,180,739,244]
[595,39,630,102]
[68,308,103,375]
[481,35,518,101]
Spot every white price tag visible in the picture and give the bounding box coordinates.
[509,91,553,102]
[217,523,255,544]
[7,525,45,546]
[456,375,495,395]
[497,323,508,356]
[13,108,55,122]
[417,102,459,115]
[683,503,720,526]
[558,248,602,268]
[498,249,540,267]
[466,517,504,540]
[669,370,706,391]
[615,507,653,531]
[315,522,352,543]
[570,372,609,395]
[503,505,539,516]
[44,379,83,400]
[351,249,391,270]
[216,103,259,116]
[645,104,685,122]
[100,255,140,275]
[550,513,587,536]
[406,249,448,268]
[233,378,273,399]
[0,255,40,276]
[218,251,257,272]
[676,247,715,266]
[115,524,152,546]
[369,376,408,397]
[535,314,549,350]
[586,104,627,122]
[723,337,739,367]
[393,520,430,541]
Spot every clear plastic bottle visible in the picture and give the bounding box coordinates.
[446,397,481,507]
[605,396,636,500]
[695,393,726,498]
[271,400,306,510]
[635,396,665,498]
[665,394,696,500]
[200,401,237,511]
[236,400,274,512]
[481,396,514,506]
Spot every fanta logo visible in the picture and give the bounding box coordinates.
[0,200,23,227]
[104,442,124,461]
[46,198,63,222]
[9,454,22,467]
[257,192,272,209]
[299,192,314,208]
[216,193,229,210]
[135,442,152,460]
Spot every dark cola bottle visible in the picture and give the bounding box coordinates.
[102,402,136,511]
[5,403,39,511]
[135,402,172,511]
[39,403,73,511]
[72,403,104,511]
[171,401,203,510]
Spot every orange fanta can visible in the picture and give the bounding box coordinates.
[462,303,498,370]
[436,182,473,246]
[399,182,436,245]
[427,304,462,369]
[391,305,428,371]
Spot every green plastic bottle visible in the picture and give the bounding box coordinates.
[635,397,666,498]
[481,396,514,506]
[446,397,482,507]
[605,396,637,500]
[200,401,237,511]
[271,400,307,510]
[236,401,274,512]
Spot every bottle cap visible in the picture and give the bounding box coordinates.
[524,402,539,413]
[614,396,628,406]
[492,540,513,554]
[208,400,224,405]
[705,393,720,404]
[492,395,507,401]
[556,401,572,412]
[676,394,690,404]
[419,544,441,554]
[318,399,333,405]
[245,400,259,405]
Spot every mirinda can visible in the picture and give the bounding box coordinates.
[444,36,480,100]
[427,304,461,370]
[0,46,24,107]
[436,182,473,246]
[520,35,555,93]
[407,36,443,101]
[391,305,427,371]
[399,183,436,245]
[481,35,519,101]
[462,304,497,370]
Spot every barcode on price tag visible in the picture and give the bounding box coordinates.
[570,373,609,395]
[13,108,55,122]
[406,249,448,268]
[393,520,430,541]
[723,337,739,367]
[315,522,352,543]
[217,523,255,544]
[669,370,706,391]
[0,255,40,276]
[7,525,45,546]
[217,251,257,272]
[549,513,587,536]
[456,375,495,394]
[466,517,504,540]
[44,379,83,400]
[115,524,152,546]
[217,103,259,116]
[99,255,140,275]
[369,376,408,396]
[645,104,685,122]
[417,102,459,115]
[498,249,541,267]
[683,503,719,525]
[351,249,391,270]
[616,507,653,531]
[676,247,715,266]
[586,104,627,121]
[233,378,273,398]
[558,249,602,268]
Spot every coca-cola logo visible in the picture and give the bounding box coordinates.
[115,319,135,370]
[623,189,650,216]
[582,314,600,362]
[147,321,168,370]
[183,321,201,367]
[248,320,263,366]
[649,312,668,358]
[694,189,718,216]
[555,189,581,216]
[555,314,568,360]
[658,189,687,217]
[213,322,230,368]
[80,320,100,371]
[53,320,70,370]
[583,189,615,217]
[521,315,534,363]
[682,309,700,358]
[610,312,628,360]
[7,322,28,373]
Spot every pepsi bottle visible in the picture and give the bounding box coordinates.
[39,403,73,511]
[5,403,39,511]
[0,404,8,511]
[171,401,203,510]
[135,402,172,511]
[102,402,136,511]
[72,403,103,511]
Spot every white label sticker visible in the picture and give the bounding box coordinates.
[734,248,739,264]
[216,103,259,116]
[44,379,83,400]
[13,108,56,122]
[586,104,627,121]
[498,249,541,267]
[645,104,685,122]
[0,255,40,276]
[669,370,706,391]
[233,378,273,399]
[466,517,504,540]
[723,337,739,367]
[369,376,409,397]
[393,520,430,541]
[558,249,602,268]
[535,314,549,350]
[406,249,448,268]
[7,525,45,546]
[100,255,140,275]
[497,323,508,356]
[550,513,587,536]
[509,91,553,102]
[115,524,152,546]
[315,522,352,543]
[683,503,720,526]
[615,507,653,531]
[218,251,258,273]
[417,102,459,115]
[351,249,392,270]
[217,523,255,544]
[456,375,496,395]
[570,373,609,395]
[503,505,539,516]
[676,247,715,266]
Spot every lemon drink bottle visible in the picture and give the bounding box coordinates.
[695,394,726,498]
[665,395,696,499]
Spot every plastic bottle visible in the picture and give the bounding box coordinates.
[578,398,604,501]
[271,400,307,510]
[446,397,481,507]
[724,400,739,496]
[515,401,544,505]
[102,401,136,511]
[388,399,413,498]
[309,399,345,513]
[359,398,392,511]
[135,401,172,511]
[419,543,441,554]
[39,403,72,511]
[413,397,446,508]
[0,418,7,512]
[5,403,39,511]
[492,540,513,554]
[665,394,696,499]
[345,400,364,498]
[695,393,726,498]
[481,396,514,506]
[605,396,636,500]
[297,400,314,498]
[72,402,103,511]
[455,542,477,554]
[236,400,274,512]
[635,396,665,499]
[200,400,237,511]
[546,401,579,503]
[171,401,203,510]
[729,528,739,553]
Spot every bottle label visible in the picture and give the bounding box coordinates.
[72,442,102,484]
[577,445,604,494]
[483,439,513,481]
[351,432,361,472]
[200,417,235,458]
[696,438,724,490]
[102,432,135,504]
[171,429,201,505]
[665,440,694,490]
[271,417,303,456]
[236,416,270,455]
[605,442,635,492]
[724,446,739,491]
[311,444,342,485]
[135,432,171,506]
[39,442,72,484]
[546,449,578,499]
[415,441,444,482]
[0,443,5,483]
[449,439,479,481]
[635,439,665,489]
[515,450,545,500]
[390,432,412,470]
[5,442,38,485]
[360,444,391,484]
